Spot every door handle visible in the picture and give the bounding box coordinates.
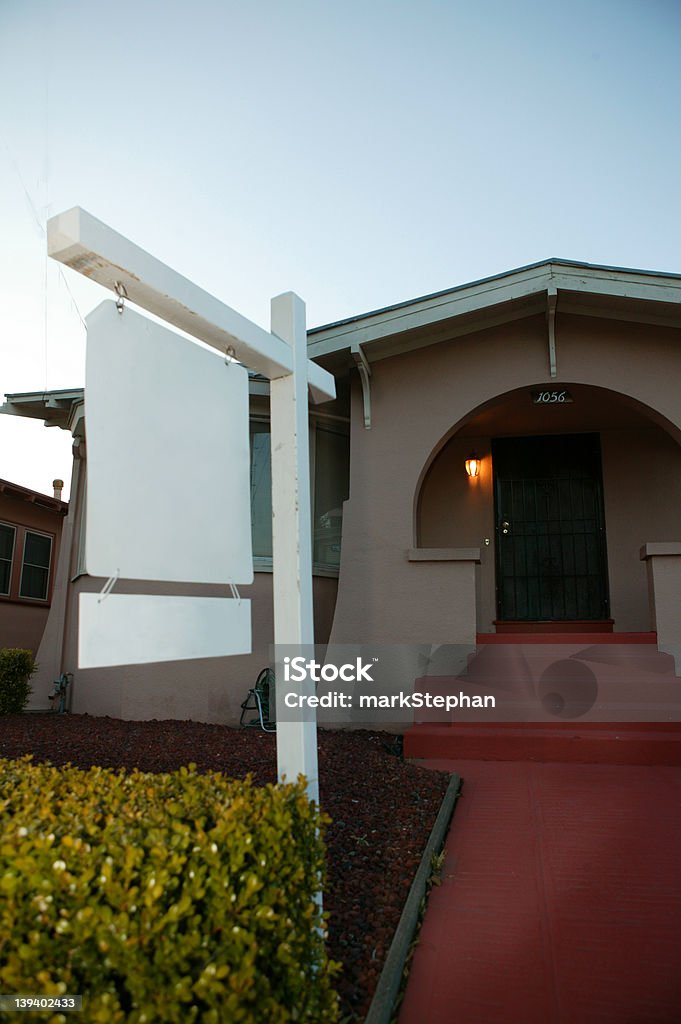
[501,520,511,535]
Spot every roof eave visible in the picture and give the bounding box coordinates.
[1,389,85,431]
[307,259,681,364]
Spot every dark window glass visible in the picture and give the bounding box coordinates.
[20,532,52,600]
[249,419,350,568]
[313,427,350,568]
[250,424,273,559]
[0,523,15,595]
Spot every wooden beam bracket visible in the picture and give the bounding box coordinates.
[351,343,372,429]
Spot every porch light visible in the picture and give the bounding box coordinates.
[465,453,481,478]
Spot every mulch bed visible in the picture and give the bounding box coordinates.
[0,715,450,1021]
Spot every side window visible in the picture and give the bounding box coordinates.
[313,426,350,569]
[248,417,350,570]
[250,422,273,559]
[0,523,16,595]
[20,531,52,601]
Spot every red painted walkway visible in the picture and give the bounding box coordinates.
[399,760,681,1024]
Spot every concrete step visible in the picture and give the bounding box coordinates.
[404,722,681,765]
[477,631,658,644]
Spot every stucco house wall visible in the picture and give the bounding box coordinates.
[0,483,67,654]
[328,313,681,644]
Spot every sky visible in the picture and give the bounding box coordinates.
[1,0,680,500]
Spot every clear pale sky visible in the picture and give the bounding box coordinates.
[1,0,680,499]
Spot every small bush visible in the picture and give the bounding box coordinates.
[0,649,35,714]
[0,758,339,1023]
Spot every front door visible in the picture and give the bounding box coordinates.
[493,433,609,621]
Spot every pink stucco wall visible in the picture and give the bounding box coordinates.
[329,313,681,644]
[0,491,65,655]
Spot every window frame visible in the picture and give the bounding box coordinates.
[248,413,349,576]
[0,520,56,605]
[19,529,54,603]
[310,418,350,572]
[0,521,17,597]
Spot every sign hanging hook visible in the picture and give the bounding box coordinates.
[114,281,128,314]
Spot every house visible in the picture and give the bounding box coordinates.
[0,475,68,655]
[4,258,681,722]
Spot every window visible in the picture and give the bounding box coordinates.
[0,522,54,603]
[250,421,273,559]
[0,523,15,595]
[312,426,350,568]
[248,418,350,570]
[20,532,53,601]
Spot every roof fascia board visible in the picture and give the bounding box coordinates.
[308,265,554,357]
[549,270,681,305]
[309,264,681,361]
[3,388,85,405]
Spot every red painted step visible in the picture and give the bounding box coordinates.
[404,721,681,764]
[477,631,657,644]
[494,619,615,633]
[406,631,680,761]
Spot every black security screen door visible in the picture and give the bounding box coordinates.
[493,434,609,621]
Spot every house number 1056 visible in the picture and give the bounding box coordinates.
[531,390,574,404]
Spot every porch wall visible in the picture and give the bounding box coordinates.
[601,429,681,630]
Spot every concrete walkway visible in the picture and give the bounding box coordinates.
[399,760,681,1024]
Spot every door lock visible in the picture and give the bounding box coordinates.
[501,520,511,535]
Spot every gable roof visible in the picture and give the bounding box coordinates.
[307,258,681,368]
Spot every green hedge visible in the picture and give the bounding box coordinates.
[0,649,35,714]
[0,759,339,1023]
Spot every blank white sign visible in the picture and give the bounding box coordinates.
[84,301,253,584]
[79,593,251,668]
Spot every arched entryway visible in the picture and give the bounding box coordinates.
[416,384,681,633]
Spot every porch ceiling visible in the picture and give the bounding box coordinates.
[308,258,681,371]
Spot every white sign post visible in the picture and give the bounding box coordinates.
[48,208,335,802]
[270,293,319,803]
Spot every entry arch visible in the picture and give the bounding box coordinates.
[413,382,681,633]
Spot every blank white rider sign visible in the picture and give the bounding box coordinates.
[79,300,253,668]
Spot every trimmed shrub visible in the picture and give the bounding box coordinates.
[0,649,35,714]
[0,758,339,1023]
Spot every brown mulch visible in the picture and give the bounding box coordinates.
[0,715,450,1020]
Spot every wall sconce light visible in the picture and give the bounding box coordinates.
[465,453,481,478]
